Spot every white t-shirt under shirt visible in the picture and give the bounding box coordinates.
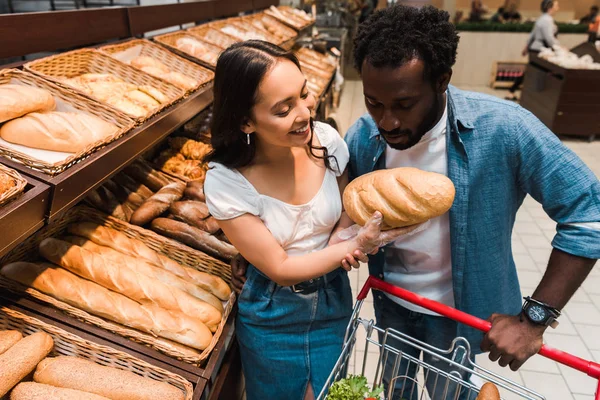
[384,102,455,315]
[204,122,349,257]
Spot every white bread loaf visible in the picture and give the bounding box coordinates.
[0,331,54,396]
[0,111,118,153]
[343,167,455,229]
[67,222,232,300]
[10,382,111,400]
[62,235,224,312]
[176,37,206,58]
[0,262,213,350]
[130,55,170,74]
[34,356,184,400]
[39,238,222,332]
[0,330,22,355]
[0,84,56,123]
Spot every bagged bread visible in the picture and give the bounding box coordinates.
[34,356,184,400]
[343,167,455,229]
[0,331,54,396]
[0,84,56,123]
[0,111,117,153]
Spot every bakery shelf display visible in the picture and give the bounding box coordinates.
[0,69,135,176]
[100,39,215,95]
[0,205,235,367]
[153,32,224,70]
[264,5,315,31]
[0,163,27,208]
[24,49,185,124]
[0,305,193,400]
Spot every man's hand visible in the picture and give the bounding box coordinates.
[230,253,249,293]
[480,313,545,371]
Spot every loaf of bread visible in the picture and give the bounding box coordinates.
[0,262,213,350]
[170,200,210,220]
[0,111,118,153]
[170,210,220,235]
[130,181,186,226]
[124,161,170,192]
[0,330,22,355]
[34,356,184,400]
[10,382,111,400]
[112,172,153,200]
[39,238,222,331]
[343,167,456,229]
[151,218,238,262]
[64,235,223,312]
[0,331,54,396]
[85,186,127,221]
[0,84,56,123]
[183,180,205,202]
[130,55,169,74]
[67,222,231,300]
[476,383,501,400]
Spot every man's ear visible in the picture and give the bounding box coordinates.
[436,70,452,93]
[240,117,255,134]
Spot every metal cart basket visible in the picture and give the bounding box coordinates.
[318,276,600,400]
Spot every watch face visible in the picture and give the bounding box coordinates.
[528,304,547,322]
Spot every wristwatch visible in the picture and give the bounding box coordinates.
[522,296,561,328]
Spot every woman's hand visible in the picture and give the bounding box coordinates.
[350,212,426,254]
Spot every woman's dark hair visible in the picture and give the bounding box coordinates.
[204,40,337,171]
[541,0,554,13]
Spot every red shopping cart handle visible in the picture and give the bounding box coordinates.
[359,276,600,380]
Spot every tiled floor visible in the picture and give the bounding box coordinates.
[338,80,600,400]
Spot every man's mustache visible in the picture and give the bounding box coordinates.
[378,127,413,137]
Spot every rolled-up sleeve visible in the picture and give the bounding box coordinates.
[512,109,600,259]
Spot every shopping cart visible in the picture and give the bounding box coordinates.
[318,276,600,400]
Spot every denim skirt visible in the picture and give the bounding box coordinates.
[236,265,353,400]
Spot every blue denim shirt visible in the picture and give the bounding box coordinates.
[345,85,600,349]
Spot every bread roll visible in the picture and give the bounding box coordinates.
[0,331,54,396]
[0,330,22,355]
[39,238,221,331]
[0,262,212,350]
[343,167,455,229]
[34,356,184,400]
[151,218,238,262]
[63,235,224,312]
[67,222,231,300]
[0,111,117,153]
[476,383,501,400]
[0,84,56,123]
[130,181,186,226]
[10,382,111,400]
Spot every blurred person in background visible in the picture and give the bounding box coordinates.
[502,2,522,22]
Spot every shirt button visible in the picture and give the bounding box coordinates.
[380,248,385,253]
[378,274,383,278]
[309,279,313,283]
[378,295,382,300]
[372,156,377,162]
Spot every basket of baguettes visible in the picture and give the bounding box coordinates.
[241,13,298,44]
[99,39,214,95]
[186,24,240,51]
[0,306,193,399]
[204,18,280,44]
[294,48,337,99]
[153,31,224,70]
[0,205,235,365]
[84,158,237,264]
[264,5,315,31]
[24,49,185,123]
[0,163,27,208]
[0,69,135,176]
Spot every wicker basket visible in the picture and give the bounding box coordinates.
[209,19,280,44]
[0,306,193,400]
[24,49,185,124]
[264,6,310,30]
[153,32,223,70]
[253,13,298,41]
[187,25,239,49]
[0,206,234,365]
[100,39,214,95]
[0,69,135,176]
[0,163,27,207]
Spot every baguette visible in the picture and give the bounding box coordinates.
[64,235,223,312]
[130,181,186,226]
[39,238,222,331]
[0,84,56,123]
[85,186,127,221]
[183,180,206,202]
[170,213,220,235]
[151,218,238,262]
[343,167,456,229]
[0,330,22,355]
[112,172,153,200]
[67,222,231,300]
[0,262,212,350]
[10,382,111,400]
[0,331,54,396]
[34,356,184,400]
[170,200,210,221]
[123,161,170,192]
